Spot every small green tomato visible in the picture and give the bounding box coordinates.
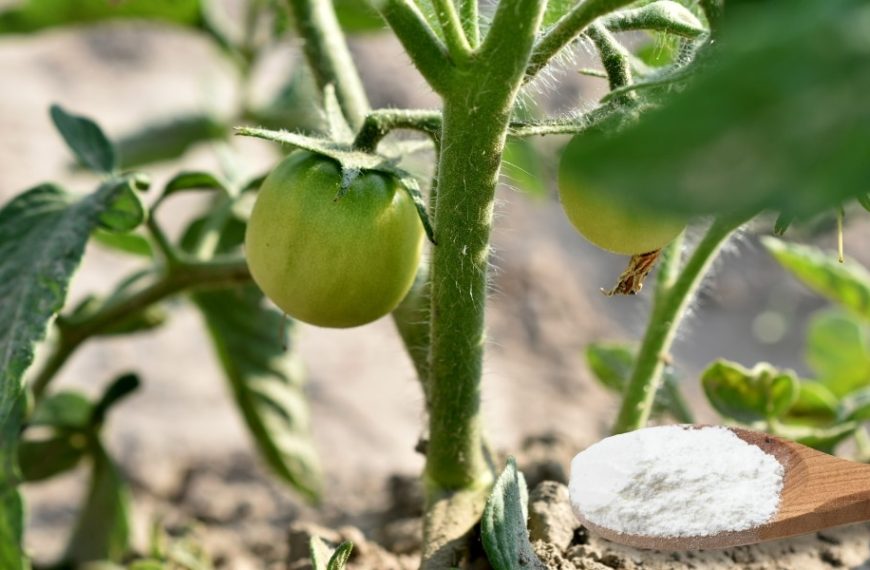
[558,136,686,255]
[245,151,424,328]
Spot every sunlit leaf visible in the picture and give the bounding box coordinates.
[806,311,870,397]
[702,360,799,423]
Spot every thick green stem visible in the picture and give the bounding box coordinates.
[612,215,750,434]
[29,260,251,400]
[286,0,370,129]
[525,0,637,81]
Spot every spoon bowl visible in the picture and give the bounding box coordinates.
[579,426,870,551]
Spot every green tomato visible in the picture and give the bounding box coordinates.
[558,137,687,255]
[245,151,424,328]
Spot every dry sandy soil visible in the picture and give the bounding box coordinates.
[2,17,870,569]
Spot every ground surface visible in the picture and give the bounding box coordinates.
[2,17,870,570]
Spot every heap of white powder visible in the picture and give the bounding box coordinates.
[569,425,784,537]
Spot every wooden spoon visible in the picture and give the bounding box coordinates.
[577,426,870,551]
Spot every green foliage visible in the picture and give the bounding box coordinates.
[117,114,227,168]
[92,229,154,258]
[805,311,870,398]
[702,360,799,424]
[586,343,693,422]
[51,105,117,174]
[764,237,870,321]
[310,537,354,570]
[502,139,547,199]
[0,0,201,33]
[561,0,870,221]
[481,458,544,570]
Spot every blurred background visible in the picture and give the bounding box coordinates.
[2,0,869,567]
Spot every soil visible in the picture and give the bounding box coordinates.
[3,15,870,570]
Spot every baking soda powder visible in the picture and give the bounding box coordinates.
[569,425,784,537]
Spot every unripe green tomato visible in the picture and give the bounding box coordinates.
[245,151,424,328]
[558,137,686,255]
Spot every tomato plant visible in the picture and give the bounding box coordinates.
[0,0,868,568]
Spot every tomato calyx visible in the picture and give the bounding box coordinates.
[236,125,436,245]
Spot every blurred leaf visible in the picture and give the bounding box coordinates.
[163,171,230,198]
[806,311,870,397]
[775,422,856,454]
[193,286,322,500]
[634,34,680,68]
[323,85,354,144]
[0,0,201,33]
[310,536,332,570]
[50,105,116,174]
[65,444,131,564]
[702,360,799,423]
[502,139,547,199]
[98,179,146,233]
[785,382,839,425]
[839,388,870,422]
[18,434,86,482]
[543,0,574,28]
[859,193,870,213]
[764,237,870,322]
[117,114,226,168]
[334,0,383,33]
[562,0,870,220]
[30,391,92,429]
[585,342,693,422]
[481,458,544,570]
[92,229,153,258]
[91,373,141,426]
[99,305,168,337]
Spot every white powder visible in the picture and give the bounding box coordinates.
[569,425,784,537]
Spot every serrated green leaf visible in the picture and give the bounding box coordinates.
[481,458,544,570]
[764,237,870,321]
[65,444,131,564]
[561,0,870,220]
[98,179,146,233]
[806,311,870,397]
[502,139,547,199]
[92,229,153,258]
[18,434,87,482]
[0,0,201,33]
[702,360,800,424]
[50,105,116,174]
[0,179,135,567]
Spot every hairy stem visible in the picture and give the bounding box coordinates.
[612,215,751,433]
[30,260,251,400]
[286,0,370,129]
[352,109,443,152]
[586,23,636,103]
[526,0,636,81]
[458,0,479,47]
[432,0,471,60]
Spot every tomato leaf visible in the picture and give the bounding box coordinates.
[561,0,870,220]
[29,391,93,430]
[0,179,139,567]
[502,139,547,199]
[0,0,202,33]
[64,443,132,564]
[785,382,839,426]
[50,105,116,175]
[18,435,86,482]
[481,457,544,570]
[92,229,153,258]
[773,422,857,454]
[701,360,800,424]
[805,311,870,397]
[163,171,231,198]
[98,178,147,233]
[117,114,226,168]
[763,237,870,322]
[327,541,354,570]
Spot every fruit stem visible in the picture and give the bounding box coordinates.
[285,0,370,129]
[612,213,751,434]
[352,109,442,153]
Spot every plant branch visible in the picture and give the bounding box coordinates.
[286,0,370,129]
[30,259,252,400]
[612,213,753,434]
[353,109,443,152]
[377,0,455,94]
[525,0,637,82]
[432,0,472,61]
[586,23,636,103]
[458,0,479,48]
